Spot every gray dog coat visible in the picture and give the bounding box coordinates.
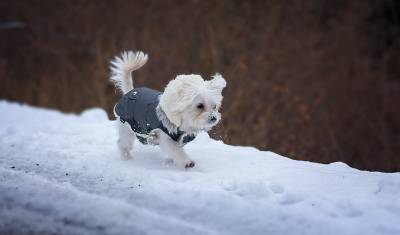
[115,87,196,145]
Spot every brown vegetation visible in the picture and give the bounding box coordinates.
[1,0,399,171]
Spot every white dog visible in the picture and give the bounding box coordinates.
[110,51,226,168]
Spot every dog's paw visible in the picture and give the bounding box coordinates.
[184,160,196,169]
[147,129,161,145]
[119,147,133,160]
[120,152,133,161]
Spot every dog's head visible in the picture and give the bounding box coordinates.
[159,74,226,133]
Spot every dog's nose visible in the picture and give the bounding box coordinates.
[208,116,217,123]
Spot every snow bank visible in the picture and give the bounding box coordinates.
[0,101,399,235]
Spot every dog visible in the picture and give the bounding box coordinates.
[110,51,226,168]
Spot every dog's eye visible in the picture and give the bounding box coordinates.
[197,103,204,110]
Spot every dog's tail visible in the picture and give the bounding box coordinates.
[110,51,148,94]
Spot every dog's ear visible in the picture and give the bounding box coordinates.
[159,79,184,126]
[166,110,182,127]
[207,73,226,93]
[159,75,202,127]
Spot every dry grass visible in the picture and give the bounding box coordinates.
[1,0,399,171]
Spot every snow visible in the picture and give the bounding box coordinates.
[0,101,400,235]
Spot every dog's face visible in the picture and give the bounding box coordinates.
[159,74,226,133]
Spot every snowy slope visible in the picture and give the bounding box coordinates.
[0,101,399,235]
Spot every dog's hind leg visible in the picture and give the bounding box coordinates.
[117,121,135,160]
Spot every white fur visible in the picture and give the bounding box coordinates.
[159,74,226,133]
[110,51,148,94]
[117,121,135,160]
[110,51,226,168]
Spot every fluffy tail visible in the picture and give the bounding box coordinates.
[110,51,148,94]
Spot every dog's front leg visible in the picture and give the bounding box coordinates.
[158,131,195,168]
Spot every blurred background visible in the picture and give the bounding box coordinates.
[1,0,399,172]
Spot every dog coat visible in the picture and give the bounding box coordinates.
[115,87,196,145]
